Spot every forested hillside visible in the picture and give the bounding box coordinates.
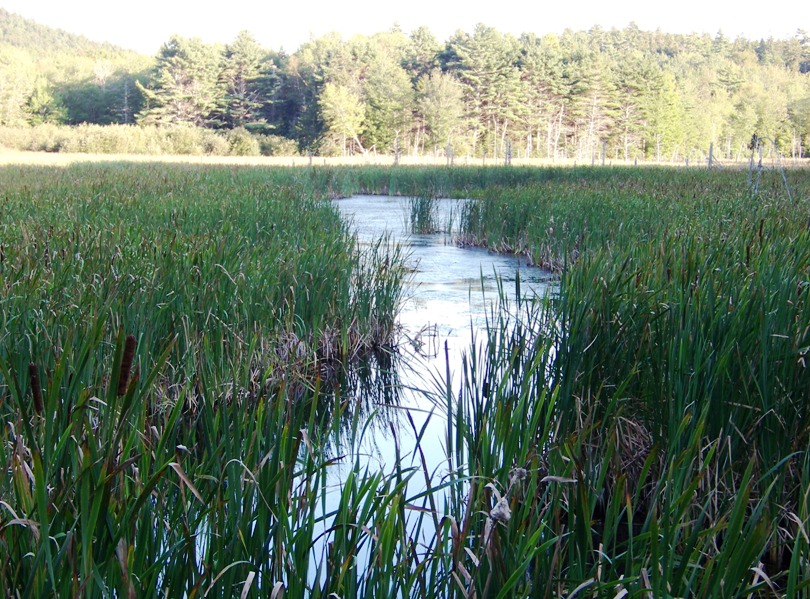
[0,9,150,127]
[1,9,809,160]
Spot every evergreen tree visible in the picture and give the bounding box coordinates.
[643,71,686,160]
[2,8,810,161]
[519,33,567,158]
[137,36,223,127]
[560,39,614,161]
[612,52,654,159]
[447,24,526,158]
[403,26,441,83]
[216,31,267,130]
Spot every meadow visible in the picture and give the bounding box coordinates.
[0,160,809,597]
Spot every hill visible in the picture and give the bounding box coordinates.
[0,8,140,57]
[0,9,151,127]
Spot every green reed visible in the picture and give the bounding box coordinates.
[453,165,810,594]
[0,163,414,596]
[3,162,810,596]
[407,196,440,234]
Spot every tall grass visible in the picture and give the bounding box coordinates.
[0,163,412,596]
[454,166,810,594]
[407,196,440,234]
[2,162,810,596]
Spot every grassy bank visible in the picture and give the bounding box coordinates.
[0,163,409,595]
[1,161,809,596]
[454,166,810,595]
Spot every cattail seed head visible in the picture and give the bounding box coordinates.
[29,362,43,415]
[117,335,137,397]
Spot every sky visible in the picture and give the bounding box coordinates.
[0,0,804,55]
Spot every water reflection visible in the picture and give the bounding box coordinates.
[333,195,553,465]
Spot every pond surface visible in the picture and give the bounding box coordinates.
[333,195,554,480]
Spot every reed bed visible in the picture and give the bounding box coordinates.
[0,163,412,596]
[453,166,810,595]
[2,161,809,596]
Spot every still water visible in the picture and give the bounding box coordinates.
[333,195,554,480]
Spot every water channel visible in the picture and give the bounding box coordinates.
[333,195,555,487]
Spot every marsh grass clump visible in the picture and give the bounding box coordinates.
[0,162,415,596]
[449,165,810,595]
[407,195,440,234]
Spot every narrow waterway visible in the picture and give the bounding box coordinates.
[292,195,557,580]
[334,195,554,478]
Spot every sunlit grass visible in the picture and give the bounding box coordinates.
[1,161,809,596]
[454,165,810,595]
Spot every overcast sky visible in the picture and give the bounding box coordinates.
[0,0,804,55]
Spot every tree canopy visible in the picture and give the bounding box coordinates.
[2,8,810,160]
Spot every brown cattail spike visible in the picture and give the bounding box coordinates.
[117,335,137,396]
[29,362,43,415]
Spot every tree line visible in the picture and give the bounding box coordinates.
[2,9,810,160]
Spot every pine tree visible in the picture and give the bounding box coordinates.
[403,26,441,83]
[216,31,270,130]
[518,33,566,158]
[137,36,223,127]
[560,38,614,161]
[447,24,526,158]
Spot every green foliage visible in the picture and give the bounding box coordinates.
[416,69,465,152]
[60,73,145,125]
[0,8,127,55]
[256,133,299,156]
[226,126,260,155]
[1,164,810,596]
[447,24,526,158]
[361,53,413,152]
[2,6,810,160]
[319,82,365,155]
[0,123,264,155]
[0,163,416,596]
[137,36,223,127]
[24,77,66,125]
[215,30,273,130]
[452,166,810,595]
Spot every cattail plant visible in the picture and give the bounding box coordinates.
[28,362,42,415]
[116,334,137,396]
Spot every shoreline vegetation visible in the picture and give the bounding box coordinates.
[1,161,810,596]
[3,146,810,170]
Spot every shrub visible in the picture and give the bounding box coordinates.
[256,134,299,156]
[165,125,205,155]
[226,127,260,156]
